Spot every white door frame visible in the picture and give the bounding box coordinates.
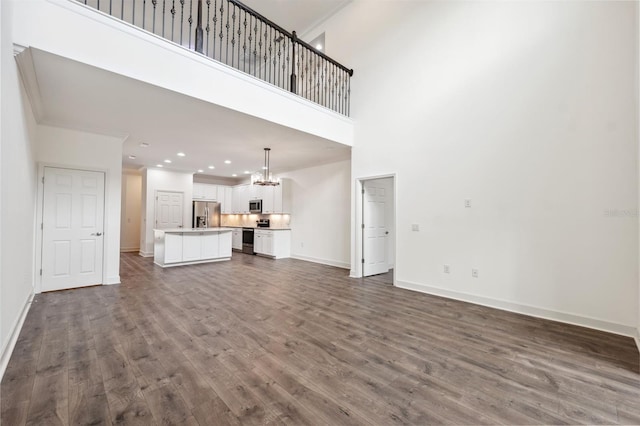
[353,173,397,283]
[35,163,109,294]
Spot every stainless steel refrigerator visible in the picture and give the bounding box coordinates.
[192,201,221,228]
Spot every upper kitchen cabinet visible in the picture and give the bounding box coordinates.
[221,186,233,214]
[228,179,291,214]
[274,178,292,214]
[193,183,219,201]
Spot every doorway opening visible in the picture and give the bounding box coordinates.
[355,175,396,283]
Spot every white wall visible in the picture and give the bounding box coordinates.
[121,170,142,252]
[35,125,124,285]
[12,0,354,147]
[312,1,639,335]
[140,168,193,255]
[280,160,351,269]
[1,0,38,375]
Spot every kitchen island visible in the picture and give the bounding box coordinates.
[154,227,233,267]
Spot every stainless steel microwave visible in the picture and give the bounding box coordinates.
[249,199,262,213]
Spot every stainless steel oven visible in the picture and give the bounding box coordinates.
[242,228,254,254]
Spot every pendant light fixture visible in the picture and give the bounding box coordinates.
[251,148,280,186]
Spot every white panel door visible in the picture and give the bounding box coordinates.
[42,167,105,292]
[363,181,388,276]
[156,191,183,229]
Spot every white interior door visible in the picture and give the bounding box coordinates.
[363,180,389,276]
[42,167,105,292]
[156,191,183,229]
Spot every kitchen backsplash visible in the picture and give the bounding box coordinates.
[221,214,291,228]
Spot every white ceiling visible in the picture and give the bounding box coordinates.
[240,0,351,37]
[23,48,351,180]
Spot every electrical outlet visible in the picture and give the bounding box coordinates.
[411,224,420,232]
[471,268,479,278]
[465,199,472,208]
[443,264,450,274]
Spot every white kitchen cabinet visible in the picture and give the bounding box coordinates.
[261,186,275,214]
[182,233,203,261]
[219,231,232,257]
[254,229,290,259]
[202,233,220,259]
[154,229,233,267]
[165,233,183,263]
[232,229,242,250]
[192,183,205,199]
[273,178,292,214]
[193,183,225,201]
[222,187,233,214]
[204,184,219,201]
[233,184,251,213]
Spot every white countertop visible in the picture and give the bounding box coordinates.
[154,227,234,233]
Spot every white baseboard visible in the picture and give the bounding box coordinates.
[105,275,121,285]
[0,292,33,381]
[120,247,139,253]
[396,279,637,338]
[138,251,153,258]
[290,254,350,270]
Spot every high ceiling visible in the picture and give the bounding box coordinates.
[22,48,351,180]
[240,0,351,37]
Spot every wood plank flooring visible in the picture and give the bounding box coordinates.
[2,252,639,425]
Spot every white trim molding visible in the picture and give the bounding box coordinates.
[105,275,121,285]
[396,279,637,338]
[291,254,350,270]
[635,328,640,354]
[138,251,154,258]
[0,292,34,381]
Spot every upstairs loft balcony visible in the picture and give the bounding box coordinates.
[76,0,354,116]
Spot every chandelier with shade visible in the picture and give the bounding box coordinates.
[251,148,280,186]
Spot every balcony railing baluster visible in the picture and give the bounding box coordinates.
[76,0,352,116]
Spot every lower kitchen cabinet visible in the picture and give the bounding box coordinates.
[232,229,242,251]
[154,228,233,267]
[254,229,290,259]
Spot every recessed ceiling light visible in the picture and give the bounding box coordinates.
[316,43,323,50]
[231,174,238,177]
[244,171,250,174]
[140,143,149,148]
[156,164,163,168]
[128,155,136,159]
[208,165,215,169]
[164,159,172,163]
[197,169,204,173]
[224,160,231,164]
[177,152,186,157]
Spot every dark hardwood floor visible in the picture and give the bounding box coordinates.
[2,253,639,425]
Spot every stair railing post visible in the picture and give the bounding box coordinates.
[195,0,204,53]
[290,31,297,94]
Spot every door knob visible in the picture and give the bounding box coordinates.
[92,232,103,236]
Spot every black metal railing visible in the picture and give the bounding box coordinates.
[77,0,354,116]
